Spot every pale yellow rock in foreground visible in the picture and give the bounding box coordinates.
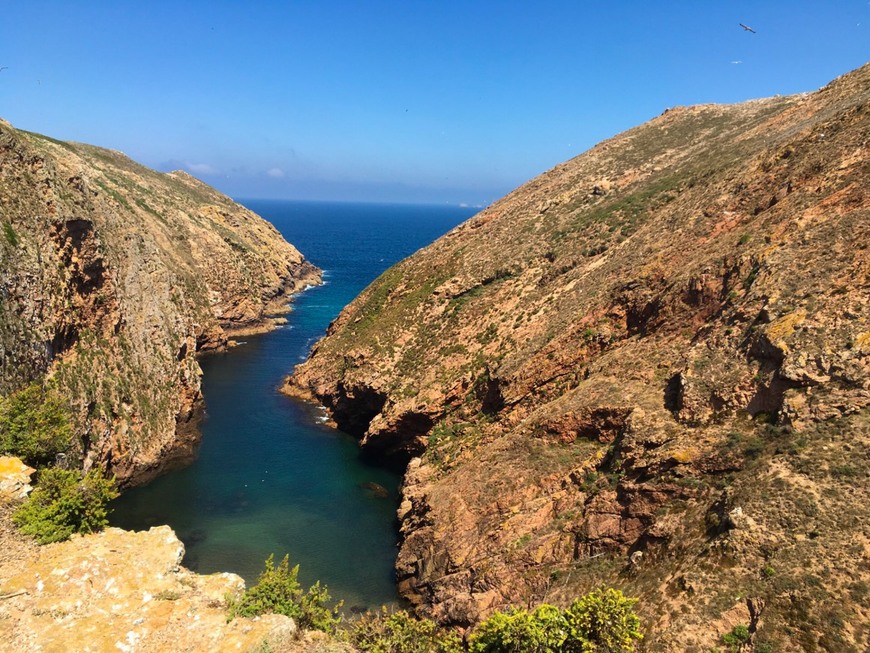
[0,525,296,652]
[0,457,35,501]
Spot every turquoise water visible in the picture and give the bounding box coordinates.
[109,200,475,610]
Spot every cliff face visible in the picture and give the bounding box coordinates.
[288,65,870,649]
[0,121,320,486]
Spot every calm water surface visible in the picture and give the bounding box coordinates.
[110,200,475,610]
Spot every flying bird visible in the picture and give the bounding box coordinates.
[739,23,756,33]
[0,67,8,72]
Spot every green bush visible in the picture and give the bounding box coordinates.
[722,624,751,651]
[563,587,643,652]
[470,588,642,653]
[3,222,19,247]
[0,384,73,467]
[12,467,118,543]
[470,604,568,653]
[350,607,462,653]
[228,554,342,634]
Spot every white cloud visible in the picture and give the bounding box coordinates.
[185,162,219,175]
[266,167,286,178]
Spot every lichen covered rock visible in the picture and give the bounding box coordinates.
[0,456,34,501]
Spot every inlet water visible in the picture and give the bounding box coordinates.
[109,200,475,610]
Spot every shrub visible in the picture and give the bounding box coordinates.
[12,467,118,543]
[227,554,342,634]
[3,222,19,247]
[471,604,570,653]
[350,607,463,653]
[0,384,74,467]
[722,624,751,651]
[563,587,643,652]
[468,588,642,652]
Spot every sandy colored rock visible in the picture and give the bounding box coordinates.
[0,456,34,501]
[0,525,298,652]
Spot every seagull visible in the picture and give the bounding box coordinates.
[739,23,756,33]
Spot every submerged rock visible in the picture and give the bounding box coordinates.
[361,481,390,499]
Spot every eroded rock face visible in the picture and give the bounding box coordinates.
[0,524,298,652]
[288,64,870,649]
[0,121,320,485]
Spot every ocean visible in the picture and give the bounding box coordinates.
[108,200,475,611]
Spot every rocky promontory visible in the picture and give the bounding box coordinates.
[0,120,320,485]
[287,64,870,650]
[0,458,336,652]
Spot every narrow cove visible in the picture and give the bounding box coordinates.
[109,200,475,611]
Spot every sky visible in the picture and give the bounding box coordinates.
[1,2,867,206]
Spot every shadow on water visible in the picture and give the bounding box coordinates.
[109,200,475,611]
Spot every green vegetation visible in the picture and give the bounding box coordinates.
[227,554,343,634]
[12,467,118,544]
[350,608,463,653]
[94,178,132,210]
[0,384,74,467]
[346,589,642,652]
[155,590,182,601]
[722,624,751,651]
[469,588,642,653]
[225,564,641,652]
[3,222,19,247]
[21,129,78,153]
[562,588,643,651]
[470,605,568,653]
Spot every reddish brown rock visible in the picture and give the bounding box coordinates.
[288,64,870,649]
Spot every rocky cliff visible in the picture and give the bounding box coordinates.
[287,64,870,650]
[0,120,320,485]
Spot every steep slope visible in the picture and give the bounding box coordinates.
[0,121,320,485]
[287,64,870,650]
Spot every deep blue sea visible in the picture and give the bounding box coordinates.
[109,200,475,610]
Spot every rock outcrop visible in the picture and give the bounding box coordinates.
[0,456,34,501]
[0,460,346,651]
[0,120,320,486]
[287,64,870,649]
[0,524,299,653]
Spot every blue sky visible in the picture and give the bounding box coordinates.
[1,2,867,205]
